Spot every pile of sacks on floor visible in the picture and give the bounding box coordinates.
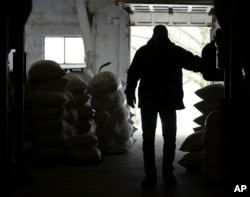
[87,71,136,154]
[192,83,224,129]
[178,83,224,184]
[25,60,136,164]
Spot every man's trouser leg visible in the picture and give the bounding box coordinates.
[141,108,158,176]
[159,110,177,175]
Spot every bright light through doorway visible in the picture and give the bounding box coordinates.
[129,26,211,138]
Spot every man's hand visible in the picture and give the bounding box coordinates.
[126,94,136,108]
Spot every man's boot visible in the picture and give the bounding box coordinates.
[163,170,177,185]
[141,170,157,188]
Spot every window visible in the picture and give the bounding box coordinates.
[44,36,85,69]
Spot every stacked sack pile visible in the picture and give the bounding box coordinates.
[87,71,136,154]
[193,84,224,129]
[62,71,102,163]
[26,60,74,163]
[200,109,223,184]
[178,83,224,184]
[177,129,205,172]
[26,60,101,164]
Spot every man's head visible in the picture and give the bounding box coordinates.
[153,25,168,38]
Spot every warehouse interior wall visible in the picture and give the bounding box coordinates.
[24,0,214,83]
[25,0,130,83]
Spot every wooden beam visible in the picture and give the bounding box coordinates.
[75,0,93,52]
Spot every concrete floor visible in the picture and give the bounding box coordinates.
[10,85,232,197]
[10,131,230,197]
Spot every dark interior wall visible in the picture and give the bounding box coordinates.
[0,7,10,197]
[0,1,32,196]
[214,0,250,190]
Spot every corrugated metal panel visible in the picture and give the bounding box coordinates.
[119,3,214,27]
[116,0,213,5]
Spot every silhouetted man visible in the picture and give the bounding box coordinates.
[125,25,203,188]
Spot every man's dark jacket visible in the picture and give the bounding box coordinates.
[125,36,203,110]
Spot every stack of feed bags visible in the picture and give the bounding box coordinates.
[26,60,102,164]
[63,72,92,135]
[178,129,205,172]
[62,72,102,163]
[178,110,223,184]
[87,71,135,154]
[193,83,224,129]
[178,83,224,173]
[200,110,224,184]
[27,60,75,163]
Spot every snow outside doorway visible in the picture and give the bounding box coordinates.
[129,26,211,140]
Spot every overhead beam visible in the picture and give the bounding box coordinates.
[75,0,93,52]
[116,0,213,6]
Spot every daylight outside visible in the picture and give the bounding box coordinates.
[129,26,211,137]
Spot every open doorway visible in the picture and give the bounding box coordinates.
[129,26,211,142]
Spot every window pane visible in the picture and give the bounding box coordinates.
[44,37,64,63]
[65,37,85,63]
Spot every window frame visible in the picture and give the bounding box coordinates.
[43,35,86,69]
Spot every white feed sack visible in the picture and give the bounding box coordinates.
[32,91,72,109]
[87,71,135,154]
[113,120,134,141]
[32,106,70,123]
[87,71,122,97]
[70,93,89,105]
[33,134,70,149]
[31,78,68,92]
[108,107,130,125]
[75,104,94,135]
[62,134,98,149]
[95,113,134,154]
[65,146,102,163]
[96,120,133,143]
[177,150,203,168]
[193,114,207,127]
[179,129,205,152]
[33,119,75,137]
[178,129,205,171]
[193,84,223,128]
[204,110,222,132]
[63,72,88,91]
[63,133,102,164]
[194,100,222,115]
[98,136,135,154]
[96,126,116,144]
[65,107,79,126]
[32,119,77,149]
[63,72,90,105]
[199,109,224,184]
[28,60,66,83]
[195,83,224,100]
[201,128,221,151]
[90,90,126,112]
[77,69,93,85]
[93,111,111,126]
